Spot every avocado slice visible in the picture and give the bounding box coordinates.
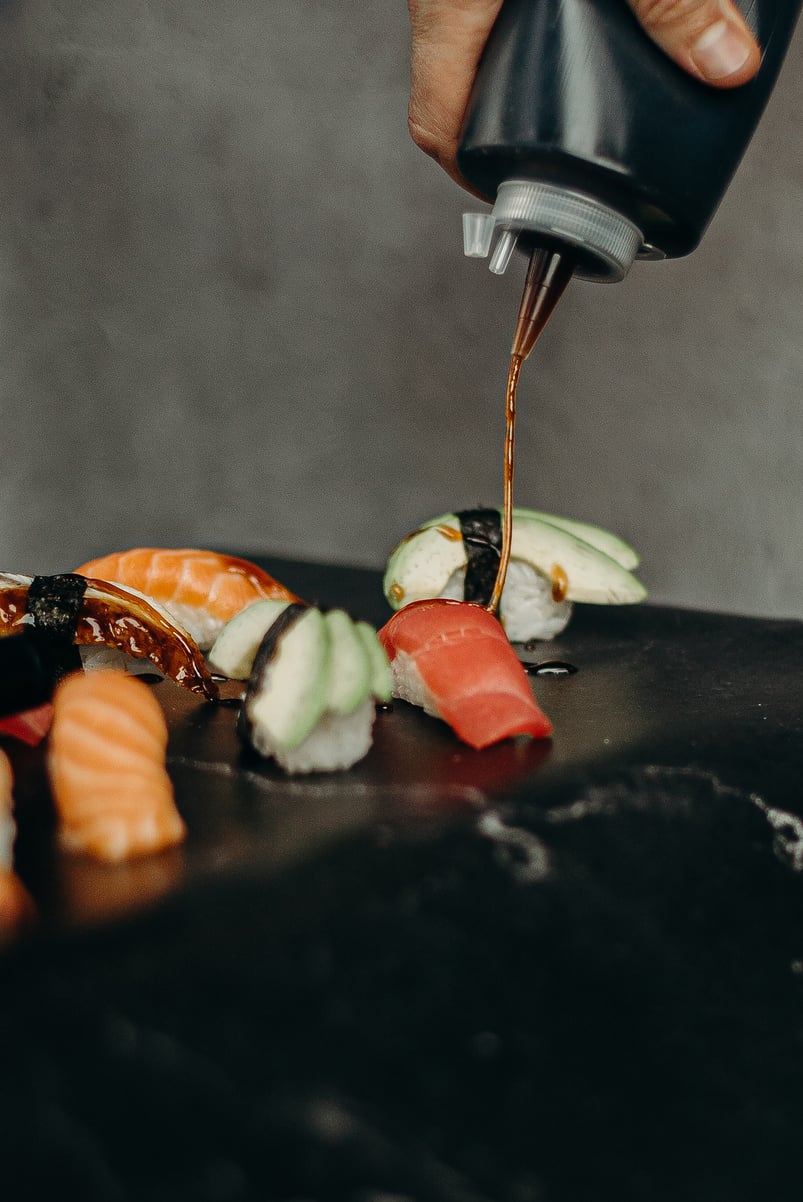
[383,521,466,610]
[325,609,372,715]
[508,508,639,571]
[244,606,331,751]
[208,599,291,680]
[355,621,393,703]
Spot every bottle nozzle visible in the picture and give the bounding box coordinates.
[511,247,575,361]
[489,230,519,275]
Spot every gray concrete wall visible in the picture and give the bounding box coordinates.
[0,0,801,618]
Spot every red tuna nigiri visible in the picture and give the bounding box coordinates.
[378,598,552,749]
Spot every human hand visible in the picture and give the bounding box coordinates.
[407,0,762,189]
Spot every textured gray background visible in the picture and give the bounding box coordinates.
[0,0,800,617]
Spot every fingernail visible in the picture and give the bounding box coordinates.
[691,19,752,80]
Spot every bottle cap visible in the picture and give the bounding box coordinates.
[463,179,645,282]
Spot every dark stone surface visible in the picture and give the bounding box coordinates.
[2,559,803,1200]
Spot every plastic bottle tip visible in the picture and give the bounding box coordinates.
[489,230,518,275]
[462,212,495,258]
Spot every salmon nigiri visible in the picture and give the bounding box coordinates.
[0,748,35,939]
[378,598,553,750]
[75,548,299,650]
[48,670,185,862]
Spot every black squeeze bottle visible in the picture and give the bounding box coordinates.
[458,0,802,283]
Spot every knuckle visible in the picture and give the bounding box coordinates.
[629,0,710,35]
[407,111,443,161]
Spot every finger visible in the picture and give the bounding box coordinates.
[407,0,503,187]
[627,0,761,86]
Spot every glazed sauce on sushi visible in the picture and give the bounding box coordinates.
[485,248,575,616]
[0,574,218,700]
[550,564,569,604]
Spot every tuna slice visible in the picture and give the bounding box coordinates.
[378,598,552,749]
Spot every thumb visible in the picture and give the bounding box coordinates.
[627,0,761,86]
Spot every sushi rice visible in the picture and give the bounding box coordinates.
[440,559,573,642]
[253,697,377,774]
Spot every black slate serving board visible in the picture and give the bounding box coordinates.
[2,555,803,1201]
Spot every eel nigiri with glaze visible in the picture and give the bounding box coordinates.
[384,507,646,642]
[74,548,299,650]
[378,598,552,750]
[0,572,218,699]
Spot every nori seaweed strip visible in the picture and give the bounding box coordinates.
[236,603,309,745]
[27,574,87,638]
[457,508,503,606]
[25,574,85,682]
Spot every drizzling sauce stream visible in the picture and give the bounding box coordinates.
[485,246,575,615]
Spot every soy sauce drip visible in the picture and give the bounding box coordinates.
[485,247,575,616]
[524,660,578,676]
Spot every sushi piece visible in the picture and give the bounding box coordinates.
[47,670,185,862]
[233,604,391,774]
[383,507,646,642]
[0,703,54,747]
[0,748,34,940]
[378,598,553,750]
[74,548,299,650]
[0,572,218,700]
